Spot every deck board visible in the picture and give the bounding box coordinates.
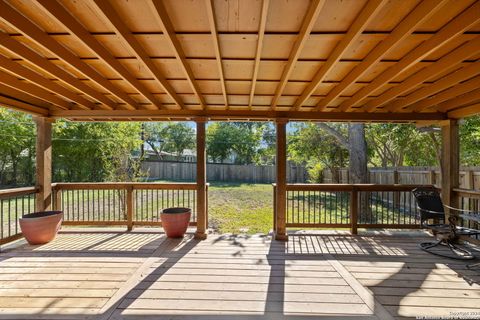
[0,229,479,319]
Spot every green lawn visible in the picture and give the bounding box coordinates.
[208,183,273,234]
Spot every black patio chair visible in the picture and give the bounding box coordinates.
[412,186,480,261]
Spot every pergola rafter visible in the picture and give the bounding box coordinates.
[270,0,325,109]
[35,0,165,110]
[0,1,138,110]
[317,0,448,111]
[293,0,386,110]
[0,0,477,120]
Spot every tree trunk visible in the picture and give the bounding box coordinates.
[348,124,369,223]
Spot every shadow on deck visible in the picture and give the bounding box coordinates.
[0,228,479,319]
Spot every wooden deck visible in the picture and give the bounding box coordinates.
[0,229,479,320]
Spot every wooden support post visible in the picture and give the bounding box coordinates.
[35,117,52,212]
[195,118,207,240]
[126,186,133,231]
[350,189,358,235]
[275,119,288,241]
[429,170,436,186]
[54,188,61,211]
[393,170,400,209]
[441,119,459,219]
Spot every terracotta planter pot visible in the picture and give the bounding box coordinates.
[19,211,63,245]
[161,207,191,238]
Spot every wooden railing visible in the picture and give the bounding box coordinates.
[274,184,426,234]
[454,188,480,237]
[53,183,207,230]
[0,187,38,245]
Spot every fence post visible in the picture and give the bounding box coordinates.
[126,186,133,231]
[429,170,436,186]
[350,189,358,235]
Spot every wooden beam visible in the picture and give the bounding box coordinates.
[0,82,51,108]
[294,0,386,110]
[205,0,228,109]
[386,57,480,113]
[275,119,288,241]
[248,0,270,110]
[0,71,70,110]
[195,118,207,240]
[91,0,184,109]
[437,88,480,113]
[271,0,326,109]
[407,75,480,112]
[34,0,162,109]
[339,0,480,112]
[0,55,93,110]
[447,103,480,119]
[0,95,49,116]
[370,37,480,112]
[49,109,447,122]
[0,32,115,110]
[316,0,447,111]
[35,117,52,211]
[0,1,137,110]
[149,0,205,109]
[441,119,459,218]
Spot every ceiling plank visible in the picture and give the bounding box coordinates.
[316,0,448,111]
[399,62,480,112]
[0,82,51,108]
[271,0,326,109]
[339,1,480,112]
[0,95,49,116]
[0,1,138,110]
[50,109,447,122]
[0,32,115,110]
[400,76,480,113]
[34,0,162,109]
[0,71,70,110]
[448,103,480,119]
[373,38,480,112]
[294,0,386,110]
[436,88,480,113]
[249,0,270,110]
[0,55,93,110]
[205,0,228,109]
[91,0,185,109]
[149,0,205,109]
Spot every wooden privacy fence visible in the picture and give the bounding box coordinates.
[52,183,206,230]
[323,167,480,190]
[142,161,307,183]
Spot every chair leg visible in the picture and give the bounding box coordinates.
[420,239,475,260]
[419,239,443,250]
[467,262,480,269]
[446,242,475,260]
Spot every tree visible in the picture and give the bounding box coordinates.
[162,123,195,160]
[0,109,35,187]
[206,122,265,165]
[288,123,348,183]
[460,115,480,166]
[53,121,142,182]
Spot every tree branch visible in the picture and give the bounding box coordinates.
[316,123,349,148]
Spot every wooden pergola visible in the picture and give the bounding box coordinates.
[0,0,479,240]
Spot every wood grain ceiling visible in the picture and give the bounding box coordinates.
[0,0,478,122]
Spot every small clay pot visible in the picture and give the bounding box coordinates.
[161,207,191,238]
[19,211,63,245]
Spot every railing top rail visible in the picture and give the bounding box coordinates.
[0,186,38,199]
[285,183,433,192]
[453,188,480,198]
[53,182,201,190]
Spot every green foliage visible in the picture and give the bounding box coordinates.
[366,123,440,167]
[0,109,35,186]
[206,122,266,164]
[288,123,348,181]
[143,122,195,160]
[460,115,480,166]
[53,121,142,182]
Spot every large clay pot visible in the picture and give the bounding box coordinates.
[19,211,63,245]
[161,207,191,238]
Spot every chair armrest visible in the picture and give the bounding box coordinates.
[443,204,480,214]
